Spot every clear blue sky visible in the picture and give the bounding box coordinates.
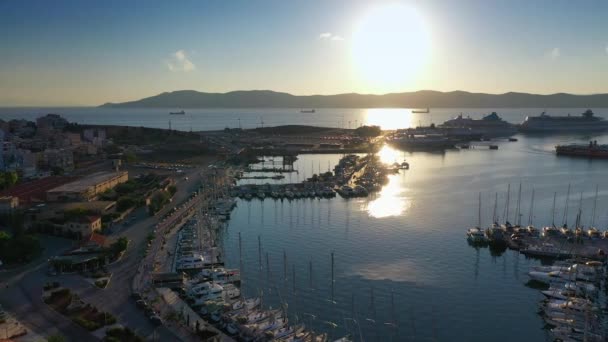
[1,0,607,106]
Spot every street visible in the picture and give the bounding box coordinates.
[0,165,208,341]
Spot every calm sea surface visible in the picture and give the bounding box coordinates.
[0,107,606,131]
[3,107,608,340]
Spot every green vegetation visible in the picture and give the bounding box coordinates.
[0,171,18,190]
[104,327,144,342]
[354,125,382,137]
[168,185,177,196]
[116,196,137,212]
[0,231,42,264]
[146,232,155,243]
[148,191,170,214]
[47,334,67,342]
[110,237,128,255]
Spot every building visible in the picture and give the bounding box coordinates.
[0,196,19,213]
[36,114,68,131]
[83,128,107,147]
[39,148,74,173]
[62,215,102,237]
[46,171,128,202]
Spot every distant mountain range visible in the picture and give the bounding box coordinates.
[100,90,608,108]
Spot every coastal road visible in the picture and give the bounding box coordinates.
[0,165,208,341]
[73,165,208,340]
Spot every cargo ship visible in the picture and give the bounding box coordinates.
[555,141,608,158]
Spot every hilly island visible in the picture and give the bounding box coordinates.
[100,90,608,108]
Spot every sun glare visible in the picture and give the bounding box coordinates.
[351,4,431,92]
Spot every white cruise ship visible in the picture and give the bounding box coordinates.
[520,109,608,132]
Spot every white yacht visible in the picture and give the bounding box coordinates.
[176,254,205,271]
[541,282,597,300]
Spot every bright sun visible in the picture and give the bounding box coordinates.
[351,4,430,92]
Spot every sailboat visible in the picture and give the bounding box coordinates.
[501,184,514,232]
[467,193,487,243]
[587,186,601,238]
[486,192,504,243]
[526,189,538,236]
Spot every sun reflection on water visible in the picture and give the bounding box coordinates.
[377,144,405,165]
[365,174,410,218]
[364,108,415,130]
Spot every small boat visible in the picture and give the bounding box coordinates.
[489,145,499,150]
[508,138,518,142]
[300,109,316,113]
[170,110,185,115]
[412,108,430,114]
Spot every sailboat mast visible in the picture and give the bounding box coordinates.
[528,189,535,226]
[563,184,570,226]
[477,192,481,228]
[506,184,511,223]
[516,183,522,226]
[591,185,598,227]
[577,192,583,228]
[493,192,498,223]
[551,192,557,227]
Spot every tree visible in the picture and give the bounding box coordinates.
[47,334,66,342]
[116,197,136,212]
[354,125,382,137]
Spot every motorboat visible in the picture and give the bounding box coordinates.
[232,297,261,311]
[541,282,597,300]
[188,281,224,300]
[176,254,205,271]
[520,243,571,258]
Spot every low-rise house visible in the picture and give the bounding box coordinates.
[0,196,19,213]
[61,215,102,239]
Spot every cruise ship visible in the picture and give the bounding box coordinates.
[520,109,608,132]
[440,112,517,137]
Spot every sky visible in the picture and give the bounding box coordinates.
[1,0,608,106]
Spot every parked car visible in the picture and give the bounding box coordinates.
[135,299,147,308]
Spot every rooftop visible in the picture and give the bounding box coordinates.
[0,176,76,204]
[47,171,127,193]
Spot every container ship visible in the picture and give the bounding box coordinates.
[520,109,608,132]
[555,141,608,158]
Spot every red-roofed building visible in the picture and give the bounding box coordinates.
[0,176,76,205]
[81,232,107,250]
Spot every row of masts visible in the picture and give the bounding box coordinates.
[478,183,602,228]
[237,233,407,340]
